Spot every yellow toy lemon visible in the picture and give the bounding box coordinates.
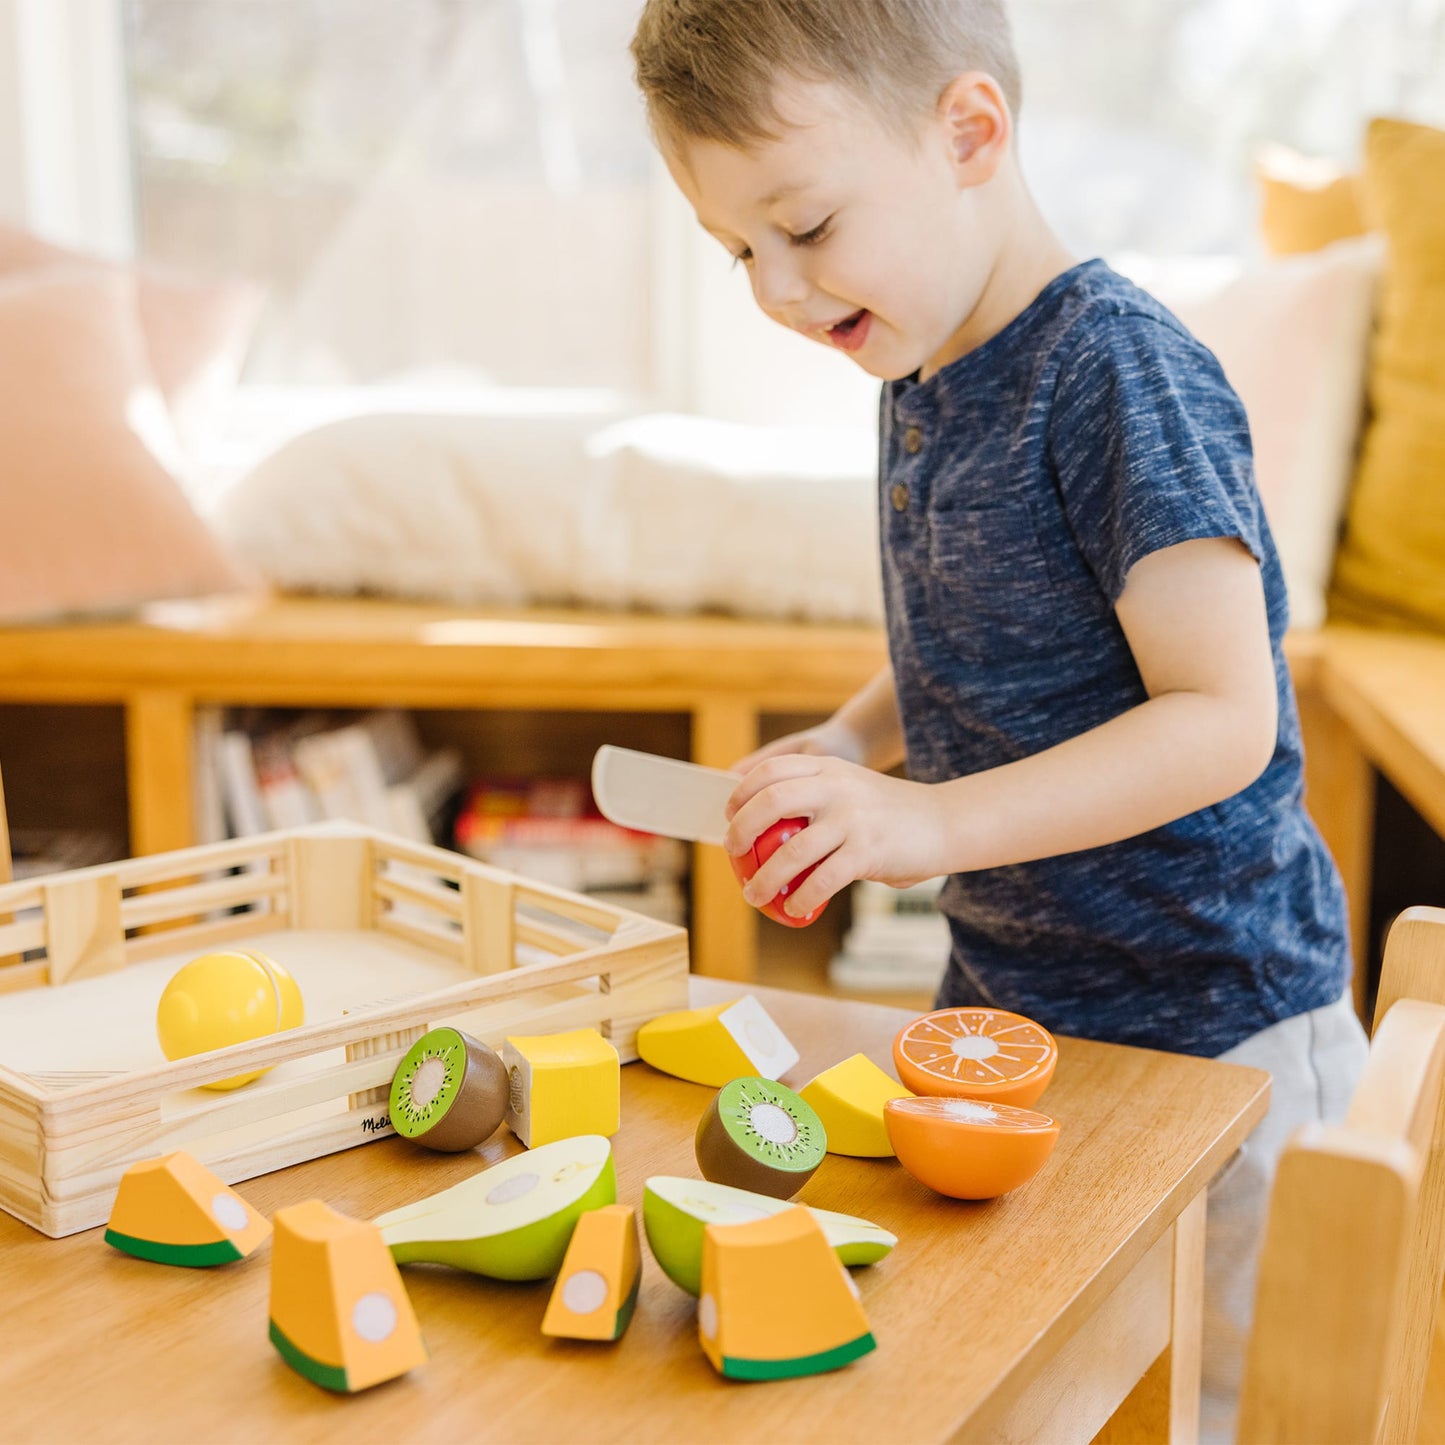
[156,949,305,1090]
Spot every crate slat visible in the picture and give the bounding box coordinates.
[120,871,288,930]
[122,909,286,965]
[373,871,465,922]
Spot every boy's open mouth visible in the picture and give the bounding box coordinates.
[823,309,871,353]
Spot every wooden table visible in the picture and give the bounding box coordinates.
[0,980,1268,1444]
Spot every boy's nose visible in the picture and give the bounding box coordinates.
[749,253,809,314]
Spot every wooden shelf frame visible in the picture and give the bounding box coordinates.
[0,595,1427,994]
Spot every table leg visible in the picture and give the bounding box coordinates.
[690,699,758,980]
[125,690,196,856]
[1094,1191,1207,1444]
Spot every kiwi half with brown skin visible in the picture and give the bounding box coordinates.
[389,1026,508,1152]
[695,1077,827,1199]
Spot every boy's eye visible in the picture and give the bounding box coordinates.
[788,217,833,247]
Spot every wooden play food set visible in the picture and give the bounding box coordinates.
[104,1150,270,1266]
[155,948,305,1090]
[799,1053,913,1157]
[642,1175,896,1296]
[0,822,687,1239]
[269,1198,427,1393]
[503,1026,620,1147]
[636,994,798,1086]
[893,1006,1058,1107]
[884,1096,1061,1199]
[541,1203,642,1342]
[374,1134,618,1281]
[695,1076,827,1199]
[699,1206,876,1380]
[388,1026,508,1152]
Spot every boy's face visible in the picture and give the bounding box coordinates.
[664,80,998,382]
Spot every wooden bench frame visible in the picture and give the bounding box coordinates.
[0,595,1438,995]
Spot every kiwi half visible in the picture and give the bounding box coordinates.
[389,1026,508,1152]
[695,1077,827,1199]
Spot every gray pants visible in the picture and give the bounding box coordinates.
[1200,990,1370,1443]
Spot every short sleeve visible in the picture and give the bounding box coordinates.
[1047,311,1262,604]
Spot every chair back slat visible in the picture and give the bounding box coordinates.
[1238,907,1445,1444]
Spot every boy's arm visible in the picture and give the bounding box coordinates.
[731,665,906,774]
[724,536,1278,914]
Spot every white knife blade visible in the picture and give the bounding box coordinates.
[591,745,740,846]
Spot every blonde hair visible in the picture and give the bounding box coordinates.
[631,0,1022,149]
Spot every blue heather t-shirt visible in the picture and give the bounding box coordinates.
[880,258,1349,1058]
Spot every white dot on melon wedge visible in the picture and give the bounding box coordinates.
[351,1292,399,1343]
[487,1172,540,1206]
[562,1269,609,1315]
[210,1192,249,1232]
[699,1293,719,1340]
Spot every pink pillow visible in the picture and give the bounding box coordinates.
[0,223,261,449]
[0,268,253,623]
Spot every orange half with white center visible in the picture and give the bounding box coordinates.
[884,1096,1060,1200]
[892,1007,1058,1107]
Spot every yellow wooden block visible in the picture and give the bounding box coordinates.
[699,1205,876,1380]
[104,1151,270,1266]
[541,1204,641,1341]
[636,995,798,1087]
[799,1053,912,1157]
[269,1199,426,1393]
[503,1027,620,1148]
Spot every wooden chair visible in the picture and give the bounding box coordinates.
[1237,906,1445,1443]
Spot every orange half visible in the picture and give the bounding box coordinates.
[893,1007,1057,1107]
[884,1095,1059,1199]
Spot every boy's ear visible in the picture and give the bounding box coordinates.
[936,71,1011,185]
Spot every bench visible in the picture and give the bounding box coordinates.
[0,594,1436,999]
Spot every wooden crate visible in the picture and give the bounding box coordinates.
[0,823,689,1238]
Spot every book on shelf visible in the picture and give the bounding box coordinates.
[453,776,687,925]
[828,877,950,994]
[202,708,463,847]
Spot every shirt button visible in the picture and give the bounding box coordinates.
[890,482,910,512]
[903,426,923,454]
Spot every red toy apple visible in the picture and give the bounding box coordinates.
[729,818,824,928]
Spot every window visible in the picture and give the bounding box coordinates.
[18,0,1437,422]
[123,0,658,393]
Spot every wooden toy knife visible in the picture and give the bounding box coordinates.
[590,745,737,846]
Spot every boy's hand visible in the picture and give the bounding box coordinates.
[723,754,944,917]
[730,717,866,775]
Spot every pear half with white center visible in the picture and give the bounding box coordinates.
[374,1135,616,1281]
[643,1175,897,1297]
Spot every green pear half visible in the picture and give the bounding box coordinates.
[642,1175,897,1296]
[375,1135,616,1281]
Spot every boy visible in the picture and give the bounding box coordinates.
[631,0,1367,1437]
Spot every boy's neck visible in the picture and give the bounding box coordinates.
[921,187,1077,383]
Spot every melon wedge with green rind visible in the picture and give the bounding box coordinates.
[375,1135,616,1281]
[643,1175,896,1296]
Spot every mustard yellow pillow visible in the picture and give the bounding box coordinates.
[1328,117,1445,631]
[1256,143,1369,257]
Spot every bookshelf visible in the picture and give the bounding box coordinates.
[0,595,888,982]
